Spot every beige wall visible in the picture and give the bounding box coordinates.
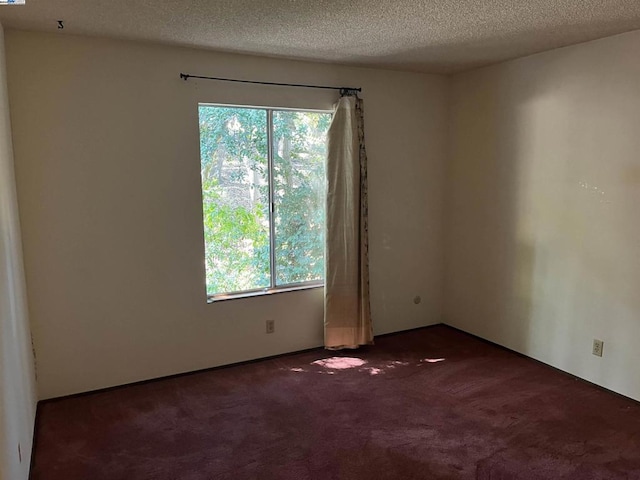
[5,30,448,400]
[0,23,37,480]
[5,17,640,453]
[446,30,640,401]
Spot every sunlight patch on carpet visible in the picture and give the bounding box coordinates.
[421,358,446,363]
[313,357,367,369]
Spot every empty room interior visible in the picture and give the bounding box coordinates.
[2,1,640,479]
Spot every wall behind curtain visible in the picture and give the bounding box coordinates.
[5,30,448,399]
[0,22,37,480]
[446,29,640,402]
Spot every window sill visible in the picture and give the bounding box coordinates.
[207,283,324,304]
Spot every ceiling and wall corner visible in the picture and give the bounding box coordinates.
[1,0,640,74]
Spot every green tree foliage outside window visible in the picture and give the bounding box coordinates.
[198,105,331,297]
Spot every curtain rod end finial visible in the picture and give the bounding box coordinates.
[340,87,361,97]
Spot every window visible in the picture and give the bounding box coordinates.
[198,104,332,300]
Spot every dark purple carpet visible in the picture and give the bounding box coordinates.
[31,325,640,479]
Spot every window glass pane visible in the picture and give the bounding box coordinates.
[199,106,270,295]
[272,110,331,286]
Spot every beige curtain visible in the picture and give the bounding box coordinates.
[324,94,373,349]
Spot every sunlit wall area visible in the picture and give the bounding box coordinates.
[445,30,640,401]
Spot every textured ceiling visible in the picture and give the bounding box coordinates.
[1,0,640,73]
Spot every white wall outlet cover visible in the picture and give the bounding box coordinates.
[592,339,604,357]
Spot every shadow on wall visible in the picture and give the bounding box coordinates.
[444,61,557,354]
[355,18,640,74]
[445,34,640,395]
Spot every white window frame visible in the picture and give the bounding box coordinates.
[199,103,332,302]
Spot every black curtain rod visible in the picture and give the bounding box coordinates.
[179,73,361,93]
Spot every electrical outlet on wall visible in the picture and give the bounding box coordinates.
[592,339,604,357]
[266,319,275,334]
